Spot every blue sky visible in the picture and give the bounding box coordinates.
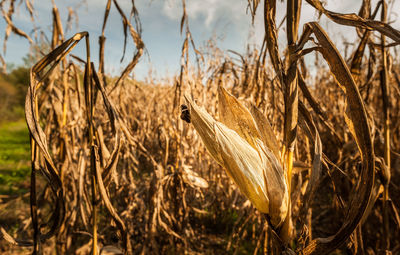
[1,0,399,81]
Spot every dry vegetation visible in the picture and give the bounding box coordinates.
[0,0,400,254]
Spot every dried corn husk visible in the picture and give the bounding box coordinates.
[184,87,288,228]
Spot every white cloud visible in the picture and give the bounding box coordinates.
[162,0,247,27]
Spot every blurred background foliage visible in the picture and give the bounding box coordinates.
[0,64,29,122]
[0,61,31,195]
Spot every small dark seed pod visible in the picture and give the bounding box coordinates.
[180,104,191,123]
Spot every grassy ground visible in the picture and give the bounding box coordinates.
[0,120,30,195]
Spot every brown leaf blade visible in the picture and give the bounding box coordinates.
[21,32,88,247]
[300,22,375,255]
[306,0,400,43]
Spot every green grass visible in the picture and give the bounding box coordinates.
[0,120,30,195]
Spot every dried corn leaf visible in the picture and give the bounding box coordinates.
[247,0,260,23]
[110,0,144,92]
[25,0,35,21]
[299,22,375,255]
[101,0,112,36]
[1,2,33,53]
[92,63,122,188]
[306,0,400,43]
[94,147,132,253]
[22,32,89,247]
[298,71,326,119]
[51,4,65,49]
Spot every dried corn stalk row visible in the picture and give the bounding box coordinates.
[22,31,133,254]
[0,0,143,254]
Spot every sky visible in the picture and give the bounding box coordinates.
[1,0,400,81]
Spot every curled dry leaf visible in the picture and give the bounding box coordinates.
[306,0,400,43]
[298,22,375,255]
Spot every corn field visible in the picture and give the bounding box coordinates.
[0,0,400,254]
